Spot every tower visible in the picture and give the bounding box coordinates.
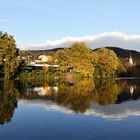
[129,51,133,66]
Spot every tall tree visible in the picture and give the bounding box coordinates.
[94,48,125,77]
[0,32,19,79]
[56,42,98,77]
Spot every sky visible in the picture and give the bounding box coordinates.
[1,0,140,51]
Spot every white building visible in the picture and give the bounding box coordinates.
[38,55,49,62]
[129,51,134,66]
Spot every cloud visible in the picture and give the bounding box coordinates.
[18,32,140,51]
[19,99,140,120]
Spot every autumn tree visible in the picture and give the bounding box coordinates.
[0,32,19,79]
[56,42,126,78]
[56,42,98,77]
[94,48,125,78]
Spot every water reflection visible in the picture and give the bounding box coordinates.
[0,80,18,125]
[0,78,140,124]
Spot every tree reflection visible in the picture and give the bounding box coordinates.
[93,79,126,105]
[0,78,139,125]
[55,79,96,113]
[0,80,18,125]
[18,78,128,113]
[53,79,126,113]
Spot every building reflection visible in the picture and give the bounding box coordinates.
[33,86,58,96]
[129,85,136,95]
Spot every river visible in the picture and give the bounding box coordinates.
[0,78,140,140]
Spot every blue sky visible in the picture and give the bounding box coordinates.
[1,0,140,50]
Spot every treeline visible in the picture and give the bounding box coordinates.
[56,42,126,78]
[20,46,140,63]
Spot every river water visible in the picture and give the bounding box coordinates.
[0,78,140,140]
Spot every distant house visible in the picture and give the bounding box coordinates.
[38,55,48,62]
[26,55,57,72]
[36,55,53,63]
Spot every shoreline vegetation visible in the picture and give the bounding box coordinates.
[0,32,140,80]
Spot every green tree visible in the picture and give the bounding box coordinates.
[0,32,19,79]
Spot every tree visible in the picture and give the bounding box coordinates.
[94,48,125,78]
[0,32,19,79]
[56,42,125,78]
[56,42,98,77]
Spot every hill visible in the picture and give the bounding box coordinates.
[105,47,140,62]
[19,46,140,63]
[19,46,140,77]
[19,48,63,60]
